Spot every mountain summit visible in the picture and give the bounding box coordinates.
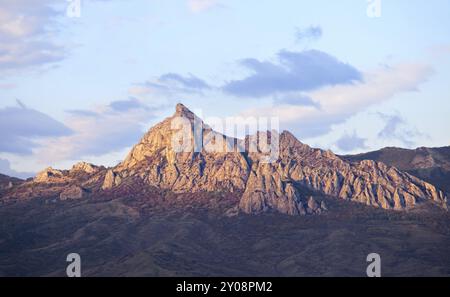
[1,104,448,215]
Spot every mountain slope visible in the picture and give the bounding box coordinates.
[0,174,22,196]
[1,104,450,277]
[99,104,447,214]
[343,146,450,195]
[1,104,448,215]
[1,196,450,276]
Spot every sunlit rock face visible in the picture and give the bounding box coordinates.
[2,104,447,215]
[104,104,448,214]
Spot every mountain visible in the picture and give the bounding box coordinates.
[343,146,450,195]
[1,104,450,277]
[0,174,22,195]
[1,104,448,214]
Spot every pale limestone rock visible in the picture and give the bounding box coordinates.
[34,167,65,183]
[71,162,99,174]
[60,186,86,200]
[102,170,117,190]
[307,196,319,211]
[91,104,449,215]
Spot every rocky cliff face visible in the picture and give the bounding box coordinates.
[98,104,448,214]
[1,104,448,215]
[343,146,450,195]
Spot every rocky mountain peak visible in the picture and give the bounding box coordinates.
[175,103,195,118]
[103,104,448,214]
[34,167,65,183]
[71,162,100,174]
[3,104,448,216]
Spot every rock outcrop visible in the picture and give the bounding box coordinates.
[60,185,87,200]
[3,104,447,215]
[102,169,121,190]
[71,162,100,174]
[100,104,448,214]
[34,167,66,183]
[343,146,450,195]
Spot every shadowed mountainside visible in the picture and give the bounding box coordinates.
[1,194,449,276]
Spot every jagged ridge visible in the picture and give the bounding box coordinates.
[102,104,448,214]
[2,104,448,215]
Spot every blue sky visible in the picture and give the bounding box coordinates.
[1,0,450,178]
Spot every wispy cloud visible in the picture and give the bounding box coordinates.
[0,158,34,179]
[274,94,320,108]
[109,97,150,112]
[0,0,121,76]
[295,26,322,42]
[129,72,211,103]
[0,101,72,155]
[188,0,218,13]
[335,131,367,152]
[160,73,210,90]
[35,98,157,163]
[0,96,158,165]
[241,63,434,139]
[377,112,427,148]
[223,49,362,98]
[0,0,67,75]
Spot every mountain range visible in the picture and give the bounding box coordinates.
[1,104,448,214]
[343,146,450,196]
[1,103,449,276]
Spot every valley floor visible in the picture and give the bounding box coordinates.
[1,195,450,277]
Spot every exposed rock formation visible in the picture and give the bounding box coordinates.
[3,104,448,215]
[34,167,65,183]
[60,185,87,200]
[343,146,450,195]
[100,104,448,214]
[102,169,122,190]
[71,162,100,174]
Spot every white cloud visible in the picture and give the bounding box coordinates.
[0,158,35,179]
[0,0,56,39]
[376,112,427,148]
[0,0,65,75]
[241,63,434,138]
[0,40,65,71]
[188,0,218,13]
[34,100,156,163]
[295,26,322,42]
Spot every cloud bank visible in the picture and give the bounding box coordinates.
[0,158,34,179]
[377,112,426,148]
[0,0,67,75]
[335,132,367,152]
[0,101,72,155]
[35,98,156,163]
[223,50,362,98]
[241,63,434,139]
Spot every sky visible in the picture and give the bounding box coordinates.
[0,0,450,178]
